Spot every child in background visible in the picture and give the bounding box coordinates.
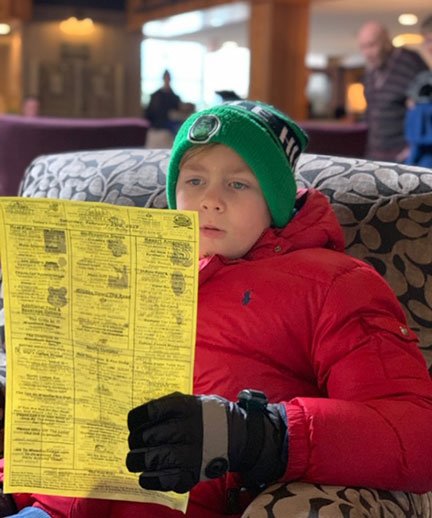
[2,101,432,517]
[404,71,432,167]
[21,96,40,117]
[405,15,432,167]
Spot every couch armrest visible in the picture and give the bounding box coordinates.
[242,482,432,517]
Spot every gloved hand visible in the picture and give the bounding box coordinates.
[126,390,287,493]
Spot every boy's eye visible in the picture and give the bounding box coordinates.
[230,181,248,190]
[186,178,202,186]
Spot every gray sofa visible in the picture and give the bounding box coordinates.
[3,148,432,517]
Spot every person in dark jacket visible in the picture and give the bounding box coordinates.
[357,21,428,162]
[3,101,432,517]
[420,14,432,57]
[145,70,181,134]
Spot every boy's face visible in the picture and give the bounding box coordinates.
[176,144,271,259]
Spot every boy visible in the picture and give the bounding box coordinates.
[3,101,432,517]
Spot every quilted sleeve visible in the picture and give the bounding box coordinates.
[282,262,432,493]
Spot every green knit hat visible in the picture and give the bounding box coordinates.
[167,100,309,227]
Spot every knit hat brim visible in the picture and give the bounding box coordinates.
[167,102,308,228]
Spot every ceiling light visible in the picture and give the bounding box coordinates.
[398,14,418,26]
[393,33,423,47]
[60,17,95,36]
[0,23,11,35]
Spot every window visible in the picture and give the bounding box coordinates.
[141,39,250,109]
[141,39,205,108]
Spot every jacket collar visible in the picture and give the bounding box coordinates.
[198,188,345,281]
[244,189,345,260]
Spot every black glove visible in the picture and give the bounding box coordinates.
[126,390,287,493]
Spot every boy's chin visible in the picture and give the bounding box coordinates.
[200,249,220,259]
[200,250,216,259]
[199,248,242,260]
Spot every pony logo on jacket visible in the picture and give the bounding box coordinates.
[242,290,252,305]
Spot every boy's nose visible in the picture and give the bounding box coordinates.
[200,188,225,212]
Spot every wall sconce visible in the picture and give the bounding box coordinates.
[346,82,366,114]
[0,23,11,35]
[59,17,95,36]
[393,33,423,47]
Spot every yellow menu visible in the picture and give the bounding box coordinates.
[0,197,199,513]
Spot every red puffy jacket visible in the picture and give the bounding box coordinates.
[7,189,432,517]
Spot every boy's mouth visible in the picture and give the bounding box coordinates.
[200,225,225,238]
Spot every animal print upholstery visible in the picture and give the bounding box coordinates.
[7,148,432,517]
[242,482,432,517]
[18,148,432,370]
[296,155,432,371]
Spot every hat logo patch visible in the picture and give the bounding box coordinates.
[188,115,221,143]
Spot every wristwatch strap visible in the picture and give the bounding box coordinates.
[237,389,268,472]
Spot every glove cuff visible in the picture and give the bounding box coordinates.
[242,403,287,487]
[229,392,287,488]
[235,390,268,472]
[200,396,230,480]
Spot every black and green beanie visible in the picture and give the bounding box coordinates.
[167,100,309,228]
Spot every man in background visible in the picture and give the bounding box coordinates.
[420,15,432,59]
[406,16,432,106]
[145,70,181,135]
[358,21,428,162]
[144,70,195,148]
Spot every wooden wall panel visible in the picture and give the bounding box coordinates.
[249,0,310,120]
[0,0,32,21]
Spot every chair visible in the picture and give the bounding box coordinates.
[8,148,432,517]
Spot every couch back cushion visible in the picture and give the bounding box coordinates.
[19,148,432,369]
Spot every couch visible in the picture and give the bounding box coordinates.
[2,147,431,517]
[0,115,149,197]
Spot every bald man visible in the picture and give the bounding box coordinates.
[358,21,428,162]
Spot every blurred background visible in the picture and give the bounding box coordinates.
[0,0,430,121]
